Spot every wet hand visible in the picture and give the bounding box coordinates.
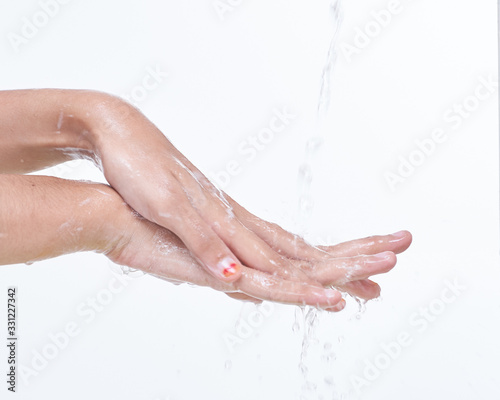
[86,93,411,300]
[108,193,411,308]
[106,204,346,311]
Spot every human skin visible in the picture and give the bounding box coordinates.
[0,174,410,309]
[0,89,412,307]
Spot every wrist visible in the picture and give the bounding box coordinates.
[87,182,136,257]
[32,89,138,167]
[75,91,140,164]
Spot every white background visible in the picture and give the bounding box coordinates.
[0,0,499,399]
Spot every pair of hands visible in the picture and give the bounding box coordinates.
[87,93,411,310]
[0,89,412,310]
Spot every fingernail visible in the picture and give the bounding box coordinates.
[373,251,393,260]
[392,230,407,238]
[219,258,240,278]
[325,298,346,312]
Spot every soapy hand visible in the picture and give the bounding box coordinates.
[85,94,334,285]
[106,193,412,309]
[89,94,412,297]
[0,89,413,308]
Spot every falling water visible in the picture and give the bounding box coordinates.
[295,1,344,398]
[297,0,344,235]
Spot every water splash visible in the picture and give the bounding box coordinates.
[353,296,368,320]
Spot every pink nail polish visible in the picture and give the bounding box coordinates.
[219,258,240,278]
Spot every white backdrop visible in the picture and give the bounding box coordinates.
[0,1,498,399]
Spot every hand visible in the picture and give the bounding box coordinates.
[0,174,410,311]
[189,195,412,301]
[106,199,348,311]
[0,89,413,301]
[84,93,339,286]
[107,192,412,306]
[0,175,343,310]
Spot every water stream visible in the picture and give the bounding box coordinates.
[295,1,345,398]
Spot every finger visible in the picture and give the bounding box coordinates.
[156,189,243,283]
[130,224,344,311]
[325,298,347,312]
[175,169,319,285]
[225,292,263,304]
[335,280,381,301]
[170,164,329,262]
[212,215,313,282]
[302,251,397,285]
[236,266,344,310]
[318,231,412,258]
[147,247,344,310]
[224,194,329,261]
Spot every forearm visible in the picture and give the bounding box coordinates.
[0,89,109,173]
[0,174,126,265]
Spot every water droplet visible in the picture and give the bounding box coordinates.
[298,164,313,182]
[297,164,313,195]
[322,352,337,363]
[108,261,145,278]
[305,137,324,154]
[299,362,308,376]
[224,360,232,370]
[299,195,314,217]
[302,381,317,391]
[352,296,367,320]
[324,375,335,386]
[25,261,34,266]
[292,322,301,333]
